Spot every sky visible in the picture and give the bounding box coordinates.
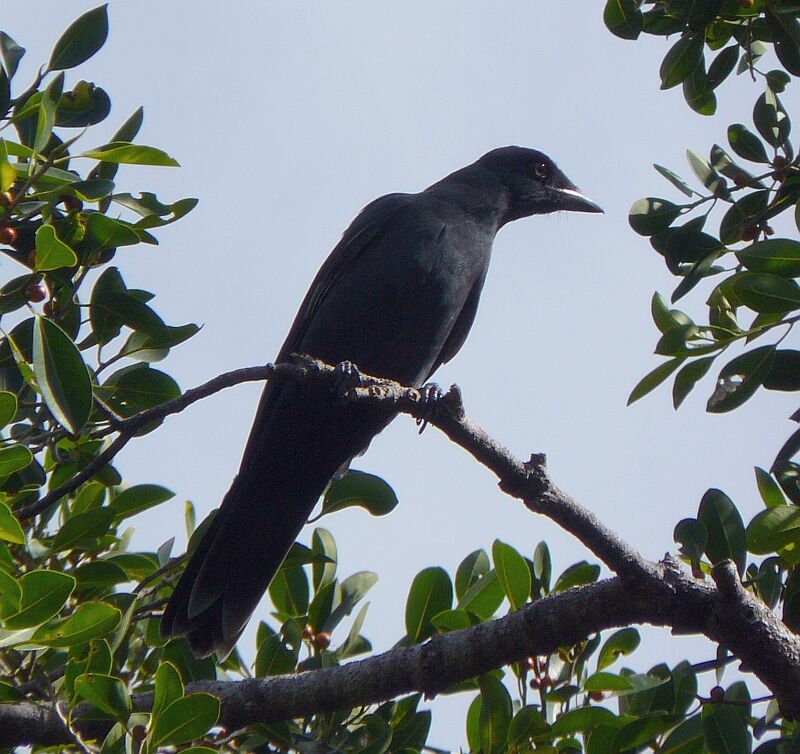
[4,2,798,748]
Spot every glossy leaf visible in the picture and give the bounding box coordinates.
[3,570,75,629]
[707,346,776,413]
[603,0,642,39]
[755,467,787,509]
[32,316,92,434]
[747,505,800,554]
[727,124,769,163]
[737,239,800,277]
[597,627,640,670]
[150,692,220,747]
[30,601,120,646]
[674,518,708,567]
[552,561,601,592]
[457,569,504,619]
[268,565,309,617]
[111,484,174,523]
[405,566,452,643]
[51,507,114,552]
[48,5,109,71]
[0,445,33,479]
[753,89,790,148]
[34,224,77,272]
[765,351,800,391]
[673,356,715,408]
[653,164,695,197]
[0,32,24,79]
[698,489,746,575]
[492,539,530,610]
[79,142,179,166]
[321,470,398,517]
[455,549,490,600]
[255,633,298,677]
[0,501,24,544]
[707,45,739,89]
[584,671,635,692]
[628,357,685,405]
[629,198,681,236]
[702,703,750,754]
[479,674,512,754]
[73,672,130,718]
[660,35,704,90]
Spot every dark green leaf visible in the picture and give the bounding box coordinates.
[492,539,530,611]
[551,707,617,736]
[719,190,769,245]
[764,350,800,391]
[32,316,92,434]
[584,671,635,692]
[597,627,640,671]
[674,518,708,567]
[34,225,78,271]
[31,601,120,646]
[727,124,770,163]
[702,702,750,754]
[405,566,452,643]
[707,45,740,88]
[89,266,126,345]
[0,33,25,79]
[321,571,377,633]
[100,364,180,418]
[455,549,490,600]
[51,507,114,552]
[753,89,791,148]
[0,445,33,479]
[48,5,109,71]
[629,198,682,236]
[311,527,337,591]
[255,633,298,677]
[628,358,685,405]
[660,35,704,89]
[321,470,398,517]
[431,608,475,632]
[268,566,309,617]
[552,561,601,592]
[769,11,800,76]
[110,484,174,523]
[507,706,548,749]
[73,672,130,719]
[707,345,776,413]
[457,569,504,620]
[755,467,787,508]
[0,391,17,429]
[55,81,111,127]
[3,570,75,629]
[653,164,696,197]
[152,661,183,723]
[683,63,716,116]
[673,356,715,408]
[698,489,746,575]
[604,0,643,40]
[747,505,800,554]
[479,674,512,754]
[737,239,800,277]
[687,149,725,194]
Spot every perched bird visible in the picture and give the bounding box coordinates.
[161,146,602,657]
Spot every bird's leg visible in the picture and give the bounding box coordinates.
[416,382,443,434]
[332,360,364,404]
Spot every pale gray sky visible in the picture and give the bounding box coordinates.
[6,3,796,747]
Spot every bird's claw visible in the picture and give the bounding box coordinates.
[416,382,443,434]
[332,360,364,403]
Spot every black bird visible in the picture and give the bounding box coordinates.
[161,146,602,657]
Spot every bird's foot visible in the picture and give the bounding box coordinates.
[332,360,364,403]
[416,382,443,434]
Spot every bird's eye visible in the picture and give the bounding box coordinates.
[534,162,548,178]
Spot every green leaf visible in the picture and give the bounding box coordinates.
[733,272,800,313]
[30,601,120,646]
[553,561,601,592]
[100,364,180,418]
[73,672,130,718]
[33,316,92,434]
[83,213,141,253]
[34,225,78,271]
[111,484,174,523]
[629,198,681,236]
[662,714,705,754]
[551,707,617,736]
[753,89,791,148]
[720,190,769,245]
[89,267,127,345]
[673,356,715,409]
[152,661,183,722]
[321,570,377,633]
[706,345,776,413]
[0,501,23,546]
[0,33,25,79]
[255,632,298,676]
[34,93,56,154]
[765,350,800,391]
[653,164,696,197]
[747,505,800,554]
[150,693,220,747]
[727,124,770,163]
[507,706,548,749]
[584,671,635,692]
[707,45,739,89]
[660,35,704,89]
[405,566,452,643]
[73,560,127,591]
[597,628,640,671]
[532,541,552,596]
[702,703,750,754]
[79,142,179,166]
[683,63,716,116]
[0,445,33,479]
[0,569,21,617]
[3,570,75,629]
[455,549,490,600]
[737,239,800,277]
[431,608,475,632]
[51,507,114,552]
[674,518,708,567]
[48,5,109,70]
[687,149,725,193]
[492,540,530,611]
[755,467,786,509]
[628,357,685,405]
[268,565,309,617]
[321,470,398,517]
[457,569,504,620]
[698,489,746,575]
[479,674,512,754]
[604,0,643,40]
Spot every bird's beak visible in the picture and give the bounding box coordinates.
[556,187,604,214]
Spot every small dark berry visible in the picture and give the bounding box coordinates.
[25,284,46,303]
[131,725,147,742]
[741,225,758,242]
[314,631,331,650]
[0,226,17,245]
[709,685,725,703]
[588,691,605,701]
[774,156,789,169]
[60,194,83,213]
[764,224,775,236]
[302,624,314,640]
[733,174,749,187]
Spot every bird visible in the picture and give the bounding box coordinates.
[161,146,602,658]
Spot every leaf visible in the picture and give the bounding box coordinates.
[321,571,377,633]
[653,164,695,197]
[492,540,530,611]
[550,707,617,736]
[34,225,78,271]
[3,570,75,629]
[660,35,704,90]
[629,198,681,236]
[604,0,643,40]
[311,527,337,591]
[405,566,452,643]
[552,561,601,592]
[34,93,56,154]
[755,467,786,509]
[100,364,180,418]
[56,81,111,128]
[584,671,635,692]
[698,489,746,575]
[702,703,750,754]
[79,142,179,166]
[455,549,490,600]
[255,633,298,676]
[152,661,184,723]
[747,505,800,554]
[707,45,739,89]
[0,502,24,544]
[73,672,130,718]
[0,33,25,79]
[150,693,220,747]
[0,445,33,479]
[457,569,504,620]
[765,350,800,391]
[687,149,725,193]
[268,566,309,617]
[737,239,800,277]
[321,470,398,517]
[707,345,776,413]
[628,358,685,405]
[674,518,708,568]
[597,628,641,671]
[51,507,114,552]
[727,124,770,163]
[48,5,109,71]
[111,484,174,523]
[673,356,715,408]
[733,273,800,313]
[30,602,120,647]
[32,316,92,434]
[83,213,141,253]
[478,674,512,754]
[753,89,791,149]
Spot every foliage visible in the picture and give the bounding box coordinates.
[3,3,800,754]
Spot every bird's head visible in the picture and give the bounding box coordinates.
[478,146,602,225]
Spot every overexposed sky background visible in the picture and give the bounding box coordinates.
[5,3,797,747]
